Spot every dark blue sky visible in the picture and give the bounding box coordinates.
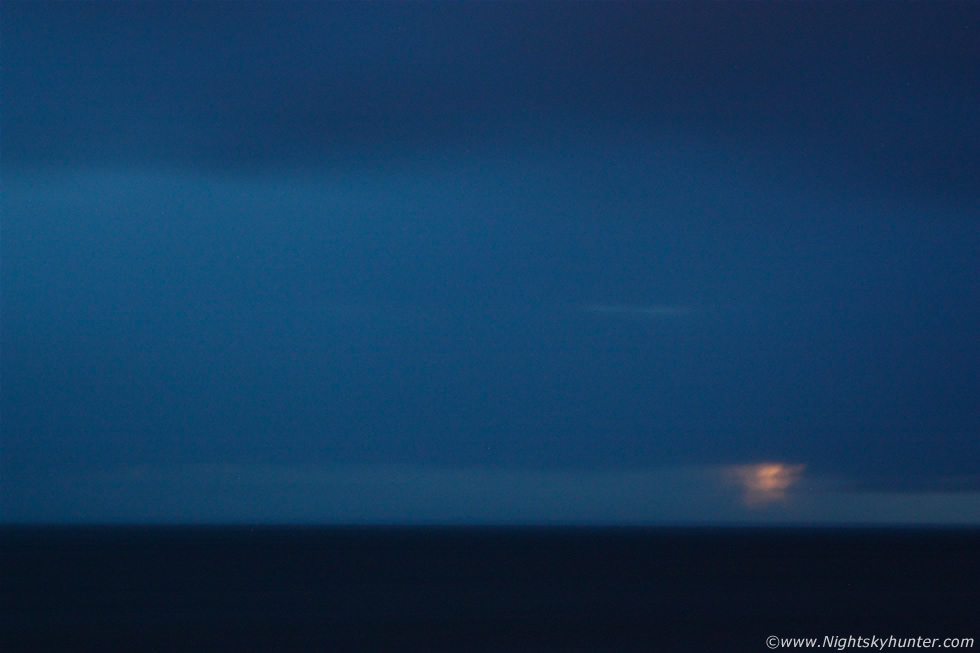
[3,1,978,524]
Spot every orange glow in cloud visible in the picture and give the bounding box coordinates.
[729,463,805,505]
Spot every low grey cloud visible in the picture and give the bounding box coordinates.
[20,463,978,526]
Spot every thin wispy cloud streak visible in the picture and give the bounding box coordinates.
[581,305,694,319]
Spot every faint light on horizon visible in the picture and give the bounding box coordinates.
[729,463,806,506]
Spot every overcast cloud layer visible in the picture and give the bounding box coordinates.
[3,2,978,524]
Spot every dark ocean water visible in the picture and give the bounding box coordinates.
[2,527,977,651]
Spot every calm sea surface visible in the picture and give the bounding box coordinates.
[2,527,977,651]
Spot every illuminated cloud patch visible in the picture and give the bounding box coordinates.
[727,463,806,506]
